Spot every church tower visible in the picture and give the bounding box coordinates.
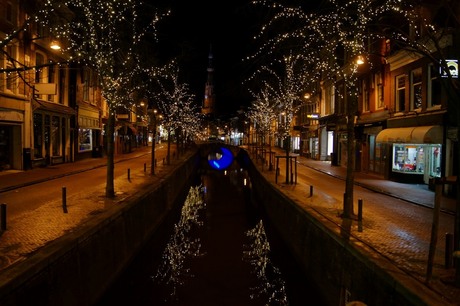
[202,45,215,116]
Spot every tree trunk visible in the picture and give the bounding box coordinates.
[343,94,357,219]
[105,111,115,198]
[167,128,171,165]
[150,117,156,175]
[285,135,290,184]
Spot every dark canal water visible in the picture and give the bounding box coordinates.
[95,158,327,305]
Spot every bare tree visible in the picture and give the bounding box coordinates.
[151,61,200,165]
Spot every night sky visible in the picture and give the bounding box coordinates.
[155,0,261,117]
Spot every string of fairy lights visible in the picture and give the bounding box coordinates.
[248,87,278,141]
[1,0,454,135]
[148,61,203,139]
[246,52,314,139]
[246,0,433,120]
[1,0,207,142]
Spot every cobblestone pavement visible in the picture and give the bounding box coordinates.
[0,144,459,305]
[0,145,174,270]
[251,146,459,305]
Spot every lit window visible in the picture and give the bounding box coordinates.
[410,68,422,110]
[395,75,406,112]
[428,64,442,108]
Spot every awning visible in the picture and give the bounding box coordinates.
[376,126,442,144]
[33,99,76,116]
[115,122,137,134]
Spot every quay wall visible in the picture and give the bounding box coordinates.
[248,156,444,306]
[0,151,200,306]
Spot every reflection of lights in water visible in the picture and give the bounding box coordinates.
[152,185,206,299]
[243,220,289,305]
[244,178,247,186]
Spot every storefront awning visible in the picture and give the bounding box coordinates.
[33,99,76,116]
[115,122,137,134]
[376,126,442,144]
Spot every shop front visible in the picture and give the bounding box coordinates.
[376,125,443,184]
[77,107,102,159]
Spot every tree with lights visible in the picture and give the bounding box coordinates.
[151,61,201,165]
[44,0,167,197]
[248,52,314,184]
[251,0,418,218]
[248,86,278,170]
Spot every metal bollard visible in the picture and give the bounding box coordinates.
[446,233,454,269]
[357,199,363,221]
[127,168,131,180]
[1,203,6,230]
[62,187,68,213]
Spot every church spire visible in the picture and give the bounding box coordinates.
[202,44,215,116]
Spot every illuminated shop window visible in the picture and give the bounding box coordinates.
[392,144,441,177]
[78,128,92,152]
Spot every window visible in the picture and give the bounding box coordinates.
[78,129,92,152]
[5,1,16,25]
[33,113,43,158]
[51,116,60,156]
[392,144,424,174]
[35,53,45,83]
[329,85,335,114]
[336,83,344,114]
[375,72,384,109]
[395,75,406,111]
[1,44,18,93]
[392,144,441,178]
[428,64,442,108]
[83,68,90,101]
[59,68,66,104]
[362,79,369,112]
[48,65,55,102]
[35,52,47,99]
[410,68,422,110]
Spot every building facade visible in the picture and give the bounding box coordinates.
[0,0,148,172]
[297,0,458,188]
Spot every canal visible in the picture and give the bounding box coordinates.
[95,154,327,305]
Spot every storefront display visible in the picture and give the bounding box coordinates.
[392,144,441,177]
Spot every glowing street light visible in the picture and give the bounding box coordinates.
[50,41,61,50]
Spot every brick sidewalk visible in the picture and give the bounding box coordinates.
[250,146,459,305]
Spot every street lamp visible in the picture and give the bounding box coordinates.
[50,40,61,50]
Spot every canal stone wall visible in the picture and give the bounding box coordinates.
[247,156,437,306]
[0,152,200,306]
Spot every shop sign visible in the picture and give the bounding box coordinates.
[440,59,458,78]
